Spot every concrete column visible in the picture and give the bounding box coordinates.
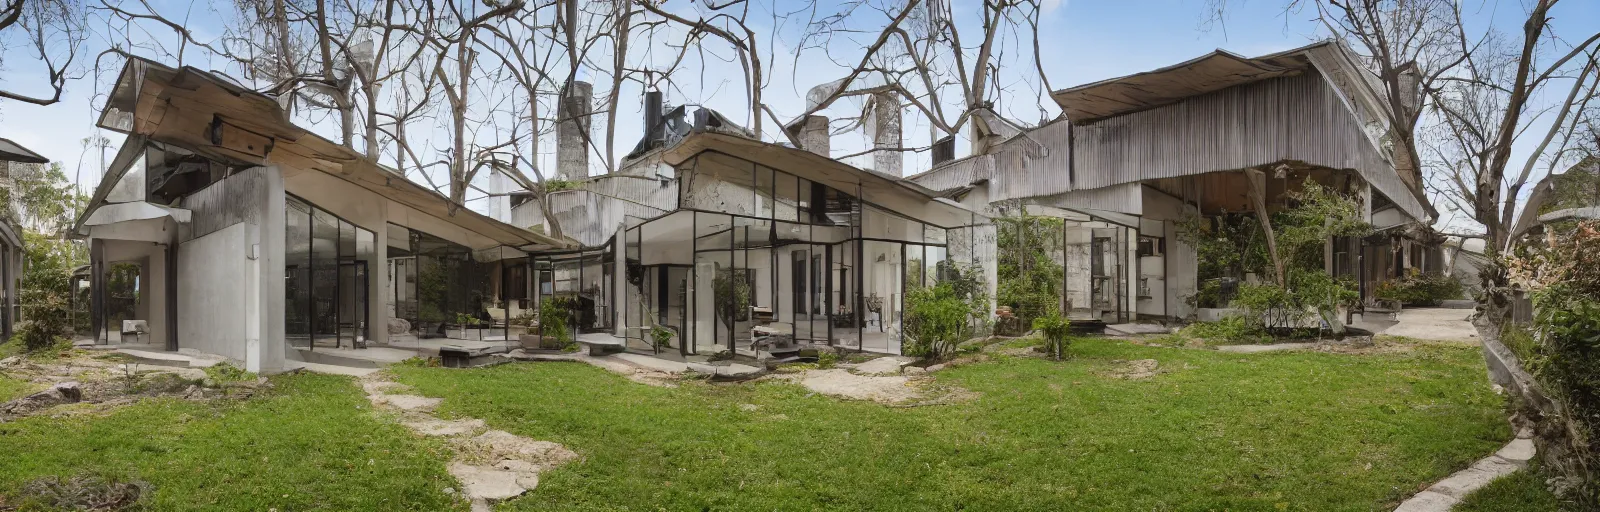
[370,204,391,345]
[147,249,168,347]
[255,166,287,373]
[557,81,593,181]
[871,91,902,177]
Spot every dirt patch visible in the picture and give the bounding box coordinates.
[767,368,976,406]
[1100,359,1161,380]
[0,352,264,423]
[0,474,151,511]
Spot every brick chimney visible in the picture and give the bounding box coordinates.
[556,80,593,180]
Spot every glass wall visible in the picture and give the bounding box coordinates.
[617,152,958,355]
[285,196,374,349]
[387,223,490,339]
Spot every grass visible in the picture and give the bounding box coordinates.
[0,373,462,511]
[1455,461,1570,511]
[391,336,1510,511]
[0,374,32,402]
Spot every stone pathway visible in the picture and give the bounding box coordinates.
[360,372,578,511]
[1392,433,1537,512]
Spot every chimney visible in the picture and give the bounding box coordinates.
[488,167,511,222]
[931,136,955,166]
[557,80,593,180]
[644,90,664,144]
[871,91,902,177]
[786,115,830,157]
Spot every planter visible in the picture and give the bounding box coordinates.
[445,326,491,341]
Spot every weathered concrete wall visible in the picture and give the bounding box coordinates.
[177,223,249,363]
[175,166,285,373]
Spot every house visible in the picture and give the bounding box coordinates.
[0,137,48,341]
[509,92,991,358]
[906,41,1437,323]
[73,55,569,373]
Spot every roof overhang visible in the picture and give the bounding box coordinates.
[0,137,48,164]
[658,132,987,228]
[1050,43,1329,123]
[91,54,572,252]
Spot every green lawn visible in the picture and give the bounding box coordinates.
[0,373,462,511]
[1456,461,1569,511]
[392,337,1510,511]
[0,375,32,403]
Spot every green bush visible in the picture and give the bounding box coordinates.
[1376,270,1465,306]
[1180,315,1270,345]
[1031,314,1071,360]
[816,351,839,369]
[650,325,673,350]
[904,282,983,361]
[540,297,575,345]
[16,234,78,352]
[996,211,1063,328]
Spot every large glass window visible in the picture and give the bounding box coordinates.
[389,224,489,339]
[285,196,374,350]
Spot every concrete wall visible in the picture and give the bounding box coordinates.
[175,166,285,373]
[178,223,249,363]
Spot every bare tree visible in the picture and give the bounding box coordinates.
[0,0,87,105]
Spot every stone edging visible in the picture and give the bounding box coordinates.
[1392,434,1536,512]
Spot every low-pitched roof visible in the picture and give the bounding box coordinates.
[0,137,48,164]
[658,132,986,228]
[84,54,569,251]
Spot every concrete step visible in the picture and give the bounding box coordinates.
[294,348,383,369]
[115,349,214,368]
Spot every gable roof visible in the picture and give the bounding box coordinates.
[0,137,48,164]
[84,53,570,251]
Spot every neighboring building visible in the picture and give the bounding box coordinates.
[0,137,47,340]
[906,41,1437,322]
[74,56,569,373]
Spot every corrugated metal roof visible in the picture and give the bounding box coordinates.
[1051,42,1329,123]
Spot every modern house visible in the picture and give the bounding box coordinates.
[509,95,991,358]
[0,137,49,341]
[906,41,1438,323]
[74,55,569,373]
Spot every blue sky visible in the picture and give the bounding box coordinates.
[1,0,1595,231]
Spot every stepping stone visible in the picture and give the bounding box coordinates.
[404,417,485,436]
[473,430,580,467]
[448,463,526,501]
[374,394,442,412]
[852,357,906,375]
[362,381,410,395]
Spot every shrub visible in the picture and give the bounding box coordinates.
[1031,313,1071,360]
[904,282,982,360]
[816,351,839,369]
[996,211,1064,328]
[16,234,78,352]
[1180,315,1270,345]
[1376,270,1465,306]
[539,297,575,345]
[650,325,673,350]
[1508,220,1600,505]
